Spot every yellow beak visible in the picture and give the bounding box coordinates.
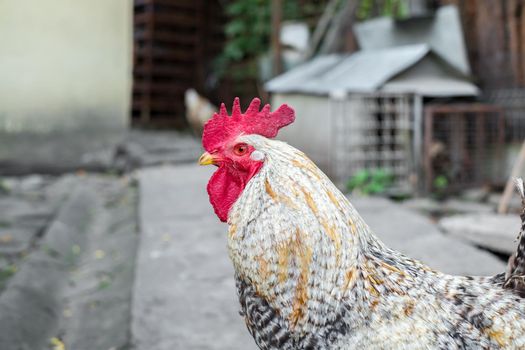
[198,152,217,166]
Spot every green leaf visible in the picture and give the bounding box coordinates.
[364,182,384,194]
[225,20,246,36]
[347,170,370,191]
[347,168,393,195]
[223,44,244,61]
[434,175,449,190]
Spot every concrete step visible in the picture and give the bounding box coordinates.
[352,196,505,276]
[439,214,521,255]
[57,177,139,350]
[0,175,139,350]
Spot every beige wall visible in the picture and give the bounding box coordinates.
[272,93,370,185]
[0,0,132,132]
[271,94,334,173]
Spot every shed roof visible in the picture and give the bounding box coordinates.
[265,44,478,97]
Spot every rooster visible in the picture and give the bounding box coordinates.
[198,98,525,349]
[185,88,217,135]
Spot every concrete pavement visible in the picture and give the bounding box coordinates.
[132,164,506,350]
[132,165,256,350]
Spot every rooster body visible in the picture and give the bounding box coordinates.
[200,99,525,349]
[185,89,217,135]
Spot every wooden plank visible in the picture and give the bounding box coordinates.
[425,103,503,114]
[134,47,195,61]
[134,64,194,78]
[134,0,198,10]
[423,107,434,192]
[149,31,198,45]
[132,104,186,114]
[132,118,187,129]
[135,12,198,27]
[444,0,524,89]
[132,98,180,110]
[498,140,525,214]
[131,0,227,128]
[194,0,205,90]
[507,0,525,85]
[475,112,486,181]
[271,0,283,76]
[134,82,186,94]
[134,28,154,42]
[133,5,155,124]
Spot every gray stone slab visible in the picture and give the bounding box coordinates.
[133,165,256,350]
[402,197,494,216]
[0,175,138,350]
[0,185,100,350]
[489,193,523,213]
[0,227,35,255]
[0,175,70,295]
[115,130,202,173]
[402,197,443,214]
[443,199,494,214]
[44,175,82,208]
[0,175,73,259]
[439,214,520,255]
[461,188,490,203]
[352,196,442,241]
[0,130,125,176]
[352,196,506,276]
[0,197,51,224]
[58,179,138,350]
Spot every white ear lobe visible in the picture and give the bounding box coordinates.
[250,150,265,161]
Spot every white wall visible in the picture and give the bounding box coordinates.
[0,0,132,132]
[271,93,335,174]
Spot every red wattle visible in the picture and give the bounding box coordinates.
[207,166,243,222]
[207,162,262,222]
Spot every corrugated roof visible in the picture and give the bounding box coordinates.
[381,53,479,96]
[265,44,430,94]
[264,54,343,93]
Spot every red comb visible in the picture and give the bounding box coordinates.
[202,97,295,151]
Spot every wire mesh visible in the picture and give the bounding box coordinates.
[332,93,414,188]
[485,88,525,142]
[423,104,505,193]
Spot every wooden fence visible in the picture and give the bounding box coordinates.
[132,0,225,128]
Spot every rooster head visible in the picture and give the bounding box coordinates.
[199,97,295,222]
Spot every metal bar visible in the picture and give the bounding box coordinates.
[423,107,433,193]
[412,94,423,193]
[476,112,486,182]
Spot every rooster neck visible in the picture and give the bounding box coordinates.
[225,136,401,331]
[225,138,515,341]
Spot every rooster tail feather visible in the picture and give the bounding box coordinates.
[504,178,525,296]
[517,177,525,233]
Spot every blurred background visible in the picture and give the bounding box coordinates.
[0,0,524,349]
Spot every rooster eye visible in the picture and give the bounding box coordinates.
[233,143,249,156]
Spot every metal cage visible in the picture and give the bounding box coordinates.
[331,93,414,189]
[423,103,505,193]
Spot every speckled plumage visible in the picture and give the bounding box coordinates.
[224,135,525,350]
